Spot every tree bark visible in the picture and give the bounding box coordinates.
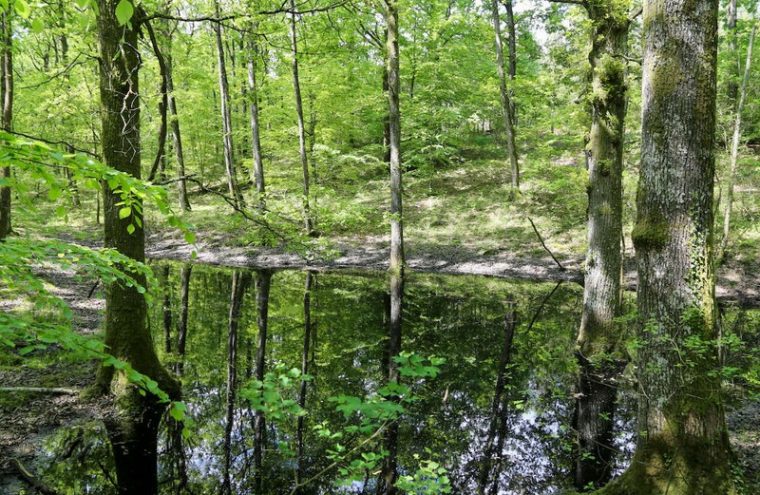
[247,33,266,211]
[385,0,404,272]
[253,269,272,494]
[574,3,630,489]
[600,0,736,492]
[94,2,179,493]
[214,0,245,209]
[0,10,13,240]
[289,0,314,234]
[490,0,519,192]
[720,21,756,260]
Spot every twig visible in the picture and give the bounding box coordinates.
[526,217,566,271]
[526,281,563,333]
[87,279,100,298]
[11,458,61,495]
[5,130,99,158]
[288,421,390,495]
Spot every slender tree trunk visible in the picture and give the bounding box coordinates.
[94,3,179,494]
[222,271,251,495]
[247,34,266,211]
[720,21,756,260]
[175,264,192,375]
[253,270,272,494]
[377,272,403,495]
[382,58,391,165]
[477,301,516,495]
[489,0,519,192]
[288,0,314,234]
[504,0,517,123]
[574,5,629,490]
[143,17,168,184]
[601,0,736,492]
[0,10,13,240]
[214,0,244,209]
[296,271,314,490]
[162,265,173,354]
[726,0,738,102]
[385,0,404,272]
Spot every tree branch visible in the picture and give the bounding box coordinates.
[527,217,566,271]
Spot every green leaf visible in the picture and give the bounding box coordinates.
[31,18,44,33]
[126,223,136,234]
[119,206,132,219]
[114,0,133,26]
[14,0,30,18]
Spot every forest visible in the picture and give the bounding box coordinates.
[0,0,759,493]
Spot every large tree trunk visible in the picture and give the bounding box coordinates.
[385,0,404,272]
[247,34,266,211]
[214,0,244,209]
[600,0,736,492]
[0,10,13,240]
[222,271,251,495]
[489,0,519,192]
[720,21,756,260]
[288,0,314,234]
[253,270,272,494]
[574,4,629,490]
[94,2,179,493]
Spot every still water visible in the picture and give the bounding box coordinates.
[37,263,635,494]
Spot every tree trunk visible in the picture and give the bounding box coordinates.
[296,271,314,489]
[720,21,756,260]
[385,0,404,272]
[253,270,272,494]
[377,271,403,495]
[162,265,173,354]
[175,264,192,375]
[94,2,179,494]
[489,0,519,192]
[247,34,266,211]
[600,0,736,492]
[0,10,13,240]
[504,0,517,123]
[214,0,244,209]
[289,0,314,234]
[726,0,738,102]
[143,17,168,184]
[574,4,629,490]
[222,271,251,495]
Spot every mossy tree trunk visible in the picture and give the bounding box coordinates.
[573,2,630,490]
[94,2,179,493]
[0,9,13,240]
[599,0,736,492]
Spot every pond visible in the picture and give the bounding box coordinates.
[35,262,637,494]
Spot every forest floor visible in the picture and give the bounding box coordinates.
[1,267,760,493]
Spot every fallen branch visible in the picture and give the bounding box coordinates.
[0,387,79,395]
[526,217,566,271]
[11,458,62,495]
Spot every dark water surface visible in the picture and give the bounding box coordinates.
[38,263,636,494]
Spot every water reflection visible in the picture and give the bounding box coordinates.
[37,263,637,494]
